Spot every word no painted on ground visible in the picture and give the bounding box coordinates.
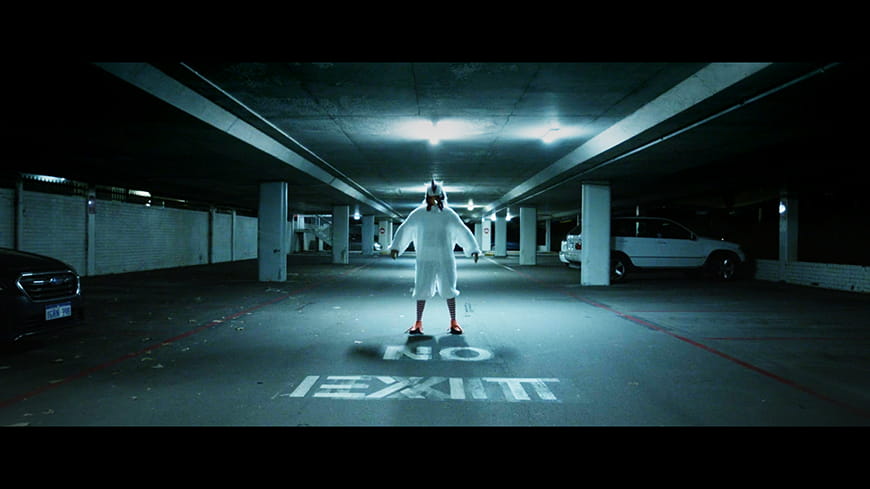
[383,345,494,361]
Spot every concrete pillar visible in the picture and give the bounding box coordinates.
[361,215,375,255]
[332,205,350,264]
[258,181,288,282]
[519,207,536,265]
[494,211,507,257]
[474,221,483,248]
[543,218,551,252]
[580,182,611,286]
[481,217,492,252]
[85,185,96,276]
[779,190,799,276]
[208,206,217,264]
[230,209,237,261]
[378,218,393,249]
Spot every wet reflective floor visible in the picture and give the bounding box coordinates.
[1,253,868,426]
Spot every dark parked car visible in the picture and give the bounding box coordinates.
[1,248,84,342]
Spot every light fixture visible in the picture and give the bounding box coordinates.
[24,173,67,184]
[394,118,485,144]
[778,201,787,215]
[467,199,475,210]
[429,121,440,145]
[541,127,561,143]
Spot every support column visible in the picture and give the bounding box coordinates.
[778,190,799,277]
[474,220,483,248]
[519,207,536,265]
[230,209,237,261]
[378,218,393,250]
[481,217,492,252]
[86,186,96,276]
[332,205,350,264]
[208,206,217,264]
[494,211,507,257]
[544,218,551,252]
[580,182,611,286]
[361,215,375,256]
[258,181,288,282]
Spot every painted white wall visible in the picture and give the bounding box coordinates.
[95,199,209,275]
[0,188,259,276]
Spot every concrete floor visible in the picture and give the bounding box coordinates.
[1,253,868,426]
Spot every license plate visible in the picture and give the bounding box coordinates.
[45,302,72,321]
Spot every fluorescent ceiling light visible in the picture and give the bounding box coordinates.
[23,173,67,184]
[541,127,561,143]
[393,118,488,143]
[398,184,466,195]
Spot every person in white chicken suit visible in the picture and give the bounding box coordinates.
[390,181,481,335]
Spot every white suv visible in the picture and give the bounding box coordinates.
[559,216,746,282]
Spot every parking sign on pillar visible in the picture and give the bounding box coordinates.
[481,217,492,252]
[378,219,393,250]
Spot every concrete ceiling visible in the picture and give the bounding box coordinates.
[5,61,863,222]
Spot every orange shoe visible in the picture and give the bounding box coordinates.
[449,319,463,335]
[407,321,424,335]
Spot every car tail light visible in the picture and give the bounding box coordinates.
[574,242,582,250]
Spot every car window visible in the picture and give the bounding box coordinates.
[612,219,635,237]
[636,220,659,238]
[659,221,692,240]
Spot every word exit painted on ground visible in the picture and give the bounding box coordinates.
[277,375,561,402]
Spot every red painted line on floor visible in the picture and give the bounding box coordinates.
[0,259,375,410]
[704,336,870,341]
[494,259,870,419]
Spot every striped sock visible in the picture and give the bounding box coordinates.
[416,300,426,322]
[447,298,456,320]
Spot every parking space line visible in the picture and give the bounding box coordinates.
[489,257,870,420]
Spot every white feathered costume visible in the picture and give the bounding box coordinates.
[390,181,481,300]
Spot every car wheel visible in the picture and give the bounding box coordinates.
[611,253,630,283]
[707,252,739,280]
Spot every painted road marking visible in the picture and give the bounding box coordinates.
[277,375,560,402]
[382,345,494,361]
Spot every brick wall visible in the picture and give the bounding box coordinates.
[94,200,209,275]
[754,259,869,293]
[21,191,87,274]
[233,214,258,260]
